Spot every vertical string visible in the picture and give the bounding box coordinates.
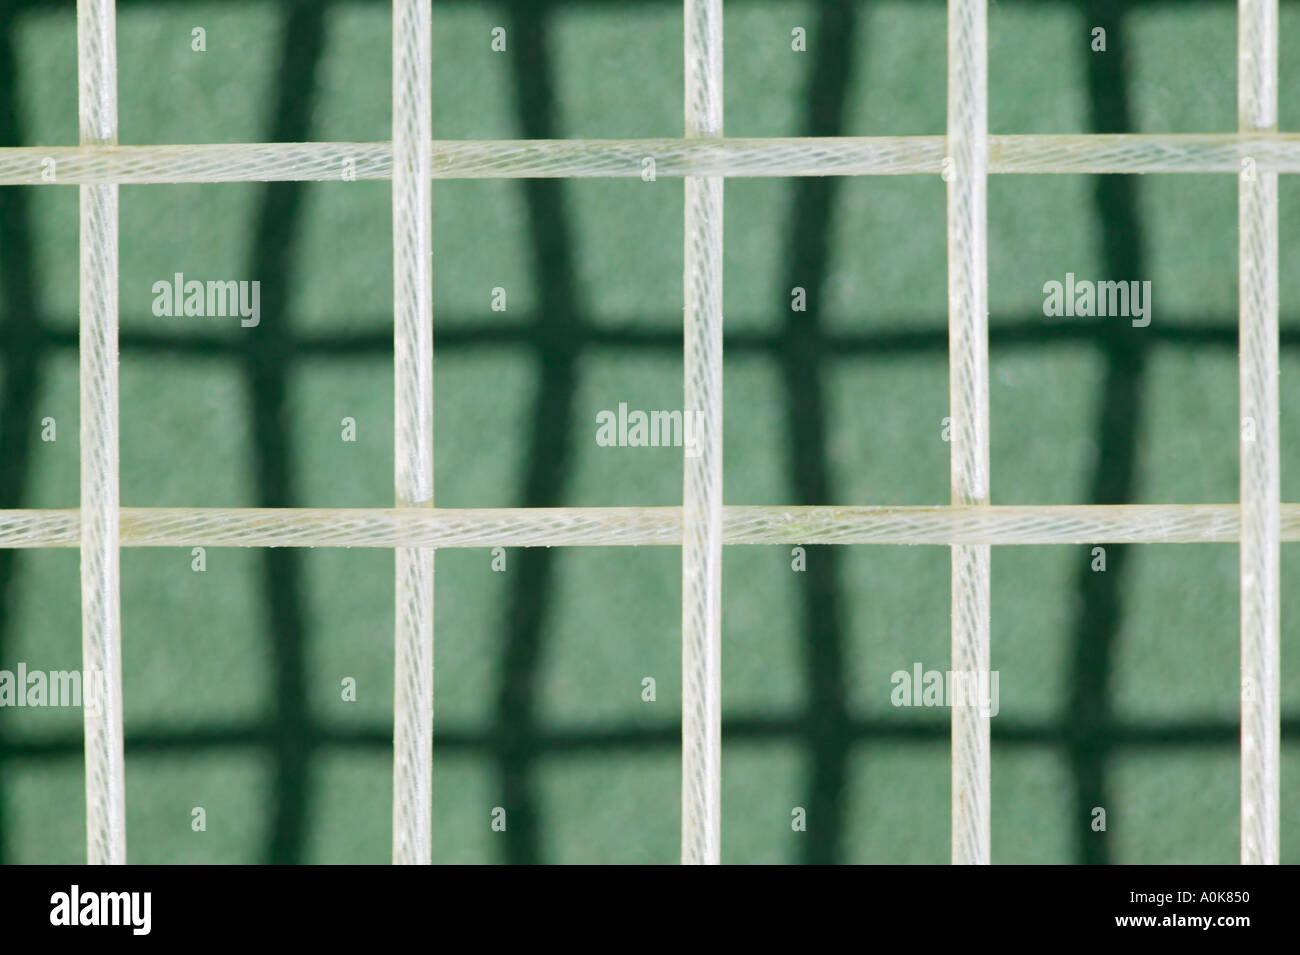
[392,0,435,865]
[682,0,724,865]
[77,0,126,866]
[946,0,991,866]
[1237,0,1280,867]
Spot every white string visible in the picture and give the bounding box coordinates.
[391,0,435,866]
[947,0,990,867]
[8,504,1294,549]
[77,0,126,867]
[1238,0,1280,867]
[5,135,1300,184]
[681,0,724,867]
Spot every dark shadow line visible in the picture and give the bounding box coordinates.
[11,713,1296,759]
[780,0,861,865]
[238,0,329,865]
[37,314,1296,362]
[1064,0,1148,866]
[0,2,51,865]
[491,2,585,865]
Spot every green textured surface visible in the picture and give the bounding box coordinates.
[1,0,1299,864]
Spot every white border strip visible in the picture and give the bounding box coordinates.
[77,0,126,866]
[7,135,1300,184]
[391,0,435,866]
[1238,0,1280,867]
[947,0,991,866]
[681,0,724,867]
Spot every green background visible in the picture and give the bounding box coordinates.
[1,0,1299,864]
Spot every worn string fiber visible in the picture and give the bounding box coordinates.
[4,503,1300,550]
[947,0,991,867]
[1238,0,1280,867]
[6,135,1300,184]
[77,0,126,867]
[392,0,435,866]
[681,0,724,867]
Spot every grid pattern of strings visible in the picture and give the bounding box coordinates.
[34,0,1281,865]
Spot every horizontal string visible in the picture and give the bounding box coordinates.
[0,504,1295,548]
[3,134,1300,184]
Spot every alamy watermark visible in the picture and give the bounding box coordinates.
[1042,272,1151,327]
[890,663,1000,718]
[50,885,151,935]
[595,402,705,458]
[152,273,260,327]
[0,663,106,715]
